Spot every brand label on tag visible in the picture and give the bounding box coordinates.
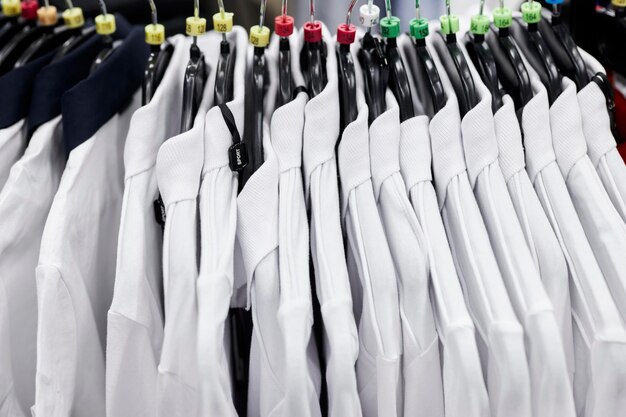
[229,142,249,172]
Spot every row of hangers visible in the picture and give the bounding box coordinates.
[0,0,614,183]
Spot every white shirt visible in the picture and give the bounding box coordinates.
[428,34,532,417]
[0,116,65,417]
[236,46,285,414]
[398,34,490,417]
[34,91,142,417]
[549,77,626,326]
[155,33,220,417]
[369,91,444,417]
[459,45,575,417]
[577,49,626,223]
[338,86,401,417]
[196,27,247,417]
[521,71,626,417]
[301,25,361,417]
[0,120,27,190]
[492,94,575,382]
[240,33,322,417]
[105,34,188,417]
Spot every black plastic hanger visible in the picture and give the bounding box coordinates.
[180,42,207,132]
[0,2,35,50]
[404,12,445,118]
[359,31,388,124]
[241,4,269,186]
[0,0,48,75]
[381,4,415,122]
[180,0,208,133]
[301,0,327,98]
[143,42,173,104]
[16,11,83,68]
[213,3,236,106]
[539,2,588,90]
[484,6,532,111]
[275,2,294,107]
[336,0,358,132]
[142,0,173,104]
[433,1,478,117]
[51,23,95,62]
[509,2,562,104]
[90,1,118,73]
[463,2,503,113]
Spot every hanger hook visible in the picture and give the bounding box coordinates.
[65,0,74,9]
[309,0,315,22]
[479,0,485,15]
[258,0,268,28]
[148,0,158,25]
[346,0,357,25]
[385,0,392,19]
[96,0,108,16]
[282,0,288,18]
[446,0,451,18]
[217,0,225,17]
[415,0,420,20]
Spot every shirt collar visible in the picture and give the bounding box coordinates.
[61,27,148,155]
[28,15,131,133]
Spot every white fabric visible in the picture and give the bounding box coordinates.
[301,25,361,417]
[0,120,27,190]
[195,27,247,417]
[427,34,532,417]
[105,34,188,417]
[242,33,322,417]
[576,51,626,224]
[336,43,401,417]
[369,91,444,417]
[459,44,575,417]
[154,33,220,417]
[34,90,142,417]
[393,72,490,417]
[522,69,626,417]
[493,95,575,381]
[550,78,626,326]
[0,116,65,417]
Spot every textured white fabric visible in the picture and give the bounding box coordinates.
[154,33,220,417]
[459,46,575,417]
[105,34,188,417]
[493,95,575,381]
[195,28,247,417]
[427,34,532,417]
[301,25,361,417]
[338,86,401,417]
[369,91,444,417]
[0,116,65,417]
[0,120,27,190]
[576,51,626,223]
[550,78,626,326]
[392,47,490,412]
[237,102,282,417]
[34,90,142,417]
[241,33,323,417]
[522,71,626,417]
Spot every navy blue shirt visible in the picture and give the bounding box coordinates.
[61,27,149,155]
[28,15,131,133]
